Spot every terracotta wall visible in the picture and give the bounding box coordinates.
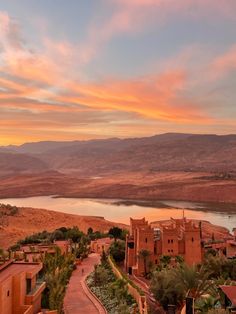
[0,276,13,314]
[162,229,179,256]
[226,242,236,258]
[13,272,27,314]
[184,229,202,265]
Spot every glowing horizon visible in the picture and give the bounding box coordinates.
[0,0,236,145]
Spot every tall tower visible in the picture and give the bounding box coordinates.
[184,221,202,265]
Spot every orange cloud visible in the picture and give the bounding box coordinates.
[55,70,210,123]
[1,7,235,146]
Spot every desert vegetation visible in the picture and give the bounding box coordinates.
[150,252,236,313]
[86,254,138,314]
[41,248,75,313]
[0,203,19,227]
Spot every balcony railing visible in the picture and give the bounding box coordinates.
[25,281,46,304]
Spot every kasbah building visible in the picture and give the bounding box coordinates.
[125,217,205,276]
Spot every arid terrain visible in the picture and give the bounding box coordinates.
[0,171,236,204]
[0,206,128,249]
[0,204,232,250]
[0,133,236,204]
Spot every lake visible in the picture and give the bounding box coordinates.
[1,196,236,231]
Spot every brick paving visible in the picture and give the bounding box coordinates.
[64,253,106,314]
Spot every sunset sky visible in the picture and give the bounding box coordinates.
[0,0,236,145]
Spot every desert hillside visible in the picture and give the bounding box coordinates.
[0,134,236,204]
[1,133,236,175]
[0,204,232,250]
[0,171,236,204]
[0,206,128,249]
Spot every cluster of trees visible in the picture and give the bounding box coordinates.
[9,225,128,251]
[109,241,126,263]
[150,253,236,312]
[17,226,85,245]
[41,248,75,313]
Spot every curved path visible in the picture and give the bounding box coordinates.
[64,253,106,314]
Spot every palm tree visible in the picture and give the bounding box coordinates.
[139,249,151,277]
[173,264,215,299]
[150,268,184,310]
[159,255,171,269]
[195,295,219,313]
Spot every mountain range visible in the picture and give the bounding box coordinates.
[0,133,236,176]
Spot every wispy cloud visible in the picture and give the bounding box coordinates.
[0,1,236,144]
[209,45,236,80]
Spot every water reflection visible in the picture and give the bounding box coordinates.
[0,196,236,231]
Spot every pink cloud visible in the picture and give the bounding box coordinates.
[209,45,236,80]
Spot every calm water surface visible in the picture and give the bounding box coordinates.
[1,196,236,231]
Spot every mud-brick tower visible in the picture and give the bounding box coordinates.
[125,218,154,276]
[184,220,202,265]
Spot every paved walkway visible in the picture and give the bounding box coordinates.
[64,253,107,314]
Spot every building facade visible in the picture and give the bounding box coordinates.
[125,217,203,276]
[0,260,46,314]
[90,237,113,254]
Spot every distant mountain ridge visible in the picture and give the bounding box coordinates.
[1,133,236,176]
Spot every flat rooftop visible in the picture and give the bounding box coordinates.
[0,261,42,282]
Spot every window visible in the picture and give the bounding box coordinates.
[168,249,170,252]
[171,249,173,252]
[168,239,170,244]
[128,242,134,249]
[171,239,173,243]
[7,290,10,297]
[155,259,158,264]
[145,238,148,243]
[192,237,194,242]
[26,278,32,294]
[154,246,157,254]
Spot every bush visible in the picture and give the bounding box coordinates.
[109,241,125,263]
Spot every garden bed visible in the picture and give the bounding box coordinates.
[86,261,139,314]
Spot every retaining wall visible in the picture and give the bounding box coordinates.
[108,256,148,314]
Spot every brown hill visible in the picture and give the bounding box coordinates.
[38,134,236,174]
[0,152,48,176]
[0,134,236,204]
[1,133,236,175]
[0,171,236,204]
[0,206,128,249]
